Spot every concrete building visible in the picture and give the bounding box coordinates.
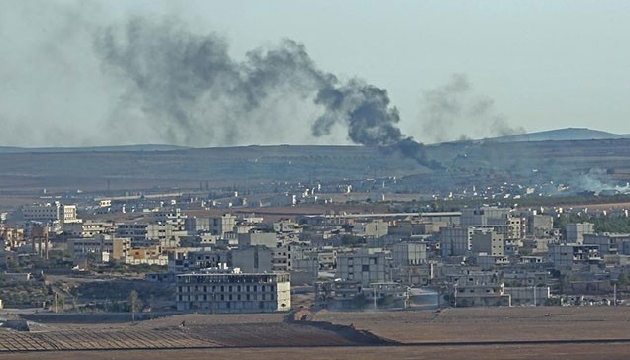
[237,231,277,248]
[470,229,504,256]
[154,208,186,230]
[461,207,511,227]
[336,248,390,287]
[126,245,167,265]
[231,246,274,273]
[167,248,230,273]
[116,223,148,242]
[176,268,291,313]
[548,243,601,269]
[526,214,555,237]
[391,242,427,266]
[474,255,510,270]
[259,194,296,207]
[445,270,508,307]
[566,223,595,244]
[504,216,524,240]
[66,234,131,262]
[185,214,237,238]
[352,220,389,240]
[504,286,551,306]
[440,226,475,257]
[22,202,79,224]
[583,233,630,256]
[63,221,113,238]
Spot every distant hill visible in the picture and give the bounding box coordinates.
[0,144,189,154]
[485,128,628,143]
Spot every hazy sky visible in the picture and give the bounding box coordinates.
[1,0,629,147]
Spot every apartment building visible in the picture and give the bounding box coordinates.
[22,202,79,224]
[66,234,131,261]
[176,268,291,313]
[336,248,390,287]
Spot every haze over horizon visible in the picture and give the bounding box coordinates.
[1,1,629,147]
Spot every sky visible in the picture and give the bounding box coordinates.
[1,0,629,147]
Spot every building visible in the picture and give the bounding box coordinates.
[440,226,474,257]
[315,280,408,310]
[154,208,186,230]
[391,242,427,266]
[116,223,148,242]
[461,207,511,228]
[446,270,508,307]
[237,231,277,247]
[474,255,510,270]
[185,214,237,238]
[353,220,389,240]
[583,233,630,256]
[176,268,291,313]
[22,202,79,224]
[168,248,230,273]
[526,214,554,237]
[566,223,595,244]
[63,221,113,238]
[470,229,504,256]
[548,243,601,270]
[66,234,131,262]
[336,248,390,287]
[504,286,551,306]
[231,246,274,273]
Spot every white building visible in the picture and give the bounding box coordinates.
[176,268,291,313]
[22,202,79,224]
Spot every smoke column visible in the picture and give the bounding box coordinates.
[420,74,525,143]
[94,17,441,169]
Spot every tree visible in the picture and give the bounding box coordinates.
[617,272,629,290]
[128,290,140,322]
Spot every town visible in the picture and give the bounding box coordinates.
[2,178,629,317]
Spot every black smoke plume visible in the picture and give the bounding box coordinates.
[95,17,440,169]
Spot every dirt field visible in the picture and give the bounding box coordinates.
[2,307,630,359]
[312,306,630,342]
[2,343,629,360]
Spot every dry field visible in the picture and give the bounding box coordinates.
[2,307,630,359]
[312,306,630,342]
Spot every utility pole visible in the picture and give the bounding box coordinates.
[533,285,536,306]
[454,284,457,308]
[373,287,377,309]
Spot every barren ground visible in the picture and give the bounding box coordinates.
[2,307,629,359]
